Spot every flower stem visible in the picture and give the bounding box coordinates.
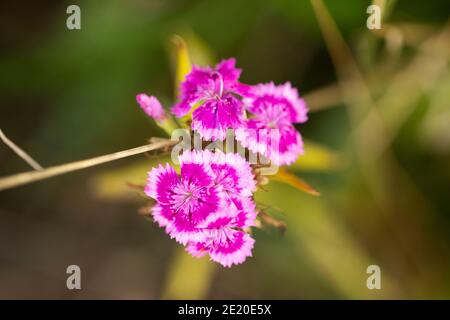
[0,129,43,171]
[0,138,176,191]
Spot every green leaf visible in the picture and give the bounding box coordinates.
[171,35,192,99]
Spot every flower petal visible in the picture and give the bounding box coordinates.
[186,242,208,257]
[208,230,255,268]
[245,82,308,123]
[151,204,173,228]
[145,164,179,204]
[171,66,213,117]
[216,58,241,84]
[192,94,244,141]
[231,197,257,229]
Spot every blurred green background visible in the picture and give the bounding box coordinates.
[1,0,449,299]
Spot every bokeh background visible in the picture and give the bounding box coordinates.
[1,0,449,299]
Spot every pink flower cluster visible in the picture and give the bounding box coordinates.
[137,58,308,267]
[137,58,308,166]
[146,150,256,267]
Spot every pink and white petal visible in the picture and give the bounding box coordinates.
[180,162,215,189]
[197,209,236,229]
[169,187,222,236]
[184,66,214,89]
[171,100,193,118]
[237,123,304,166]
[235,127,270,157]
[171,162,222,234]
[210,163,241,195]
[186,242,208,258]
[222,152,256,195]
[270,127,304,166]
[232,82,253,98]
[192,95,243,141]
[231,197,257,228]
[208,230,255,268]
[171,66,213,117]
[145,164,179,204]
[166,222,209,245]
[151,204,173,228]
[179,149,216,167]
[182,150,255,197]
[216,58,241,84]
[244,82,308,123]
[278,82,308,123]
[191,123,228,141]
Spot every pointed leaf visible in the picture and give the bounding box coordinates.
[171,35,192,98]
[270,168,320,196]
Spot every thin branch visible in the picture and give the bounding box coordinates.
[0,128,44,171]
[0,139,176,191]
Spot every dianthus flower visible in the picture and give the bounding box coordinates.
[139,58,311,268]
[186,200,256,267]
[172,58,250,141]
[145,161,221,244]
[236,82,308,165]
[145,150,257,267]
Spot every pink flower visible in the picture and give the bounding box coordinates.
[145,162,221,244]
[181,150,257,267]
[186,205,256,268]
[244,82,308,123]
[172,58,250,141]
[136,94,167,122]
[180,150,256,198]
[145,150,258,267]
[236,82,308,166]
[181,150,257,229]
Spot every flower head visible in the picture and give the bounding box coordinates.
[145,162,221,244]
[244,82,307,123]
[236,82,308,166]
[172,58,250,141]
[186,197,256,267]
[146,150,258,267]
[180,150,256,197]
